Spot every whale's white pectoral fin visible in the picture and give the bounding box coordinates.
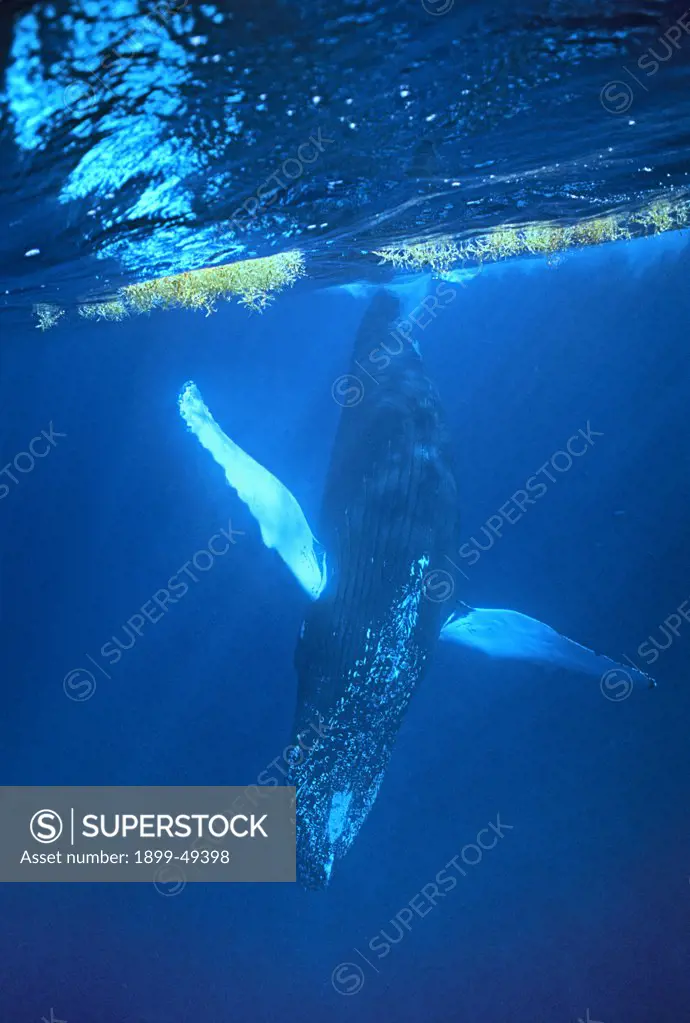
[440,606,656,690]
[178,381,327,599]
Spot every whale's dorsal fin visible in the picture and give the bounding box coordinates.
[178,381,327,600]
[440,604,656,691]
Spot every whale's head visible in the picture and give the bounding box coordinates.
[287,717,388,890]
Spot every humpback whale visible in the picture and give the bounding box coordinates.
[178,282,655,890]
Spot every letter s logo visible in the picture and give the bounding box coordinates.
[331,374,364,407]
[30,809,63,844]
[331,962,365,995]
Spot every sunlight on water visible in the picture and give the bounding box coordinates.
[3,0,690,323]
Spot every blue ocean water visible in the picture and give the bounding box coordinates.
[2,0,690,1019]
[2,230,689,1021]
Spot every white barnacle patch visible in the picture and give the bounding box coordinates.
[391,554,428,644]
[296,552,435,884]
[362,553,431,704]
[327,790,353,844]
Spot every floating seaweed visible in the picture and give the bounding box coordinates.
[630,199,676,234]
[78,300,129,322]
[121,250,306,316]
[373,198,689,276]
[33,303,65,331]
[372,238,460,274]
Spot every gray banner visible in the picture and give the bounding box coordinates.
[0,786,295,882]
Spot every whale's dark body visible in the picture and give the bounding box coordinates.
[289,291,461,889]
[178,288,656,891]
[179,288,656,891]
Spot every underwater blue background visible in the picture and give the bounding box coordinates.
[1,233,689,1021]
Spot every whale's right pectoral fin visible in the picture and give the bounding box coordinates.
[178,381,327,599]
[440,605,656,690]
